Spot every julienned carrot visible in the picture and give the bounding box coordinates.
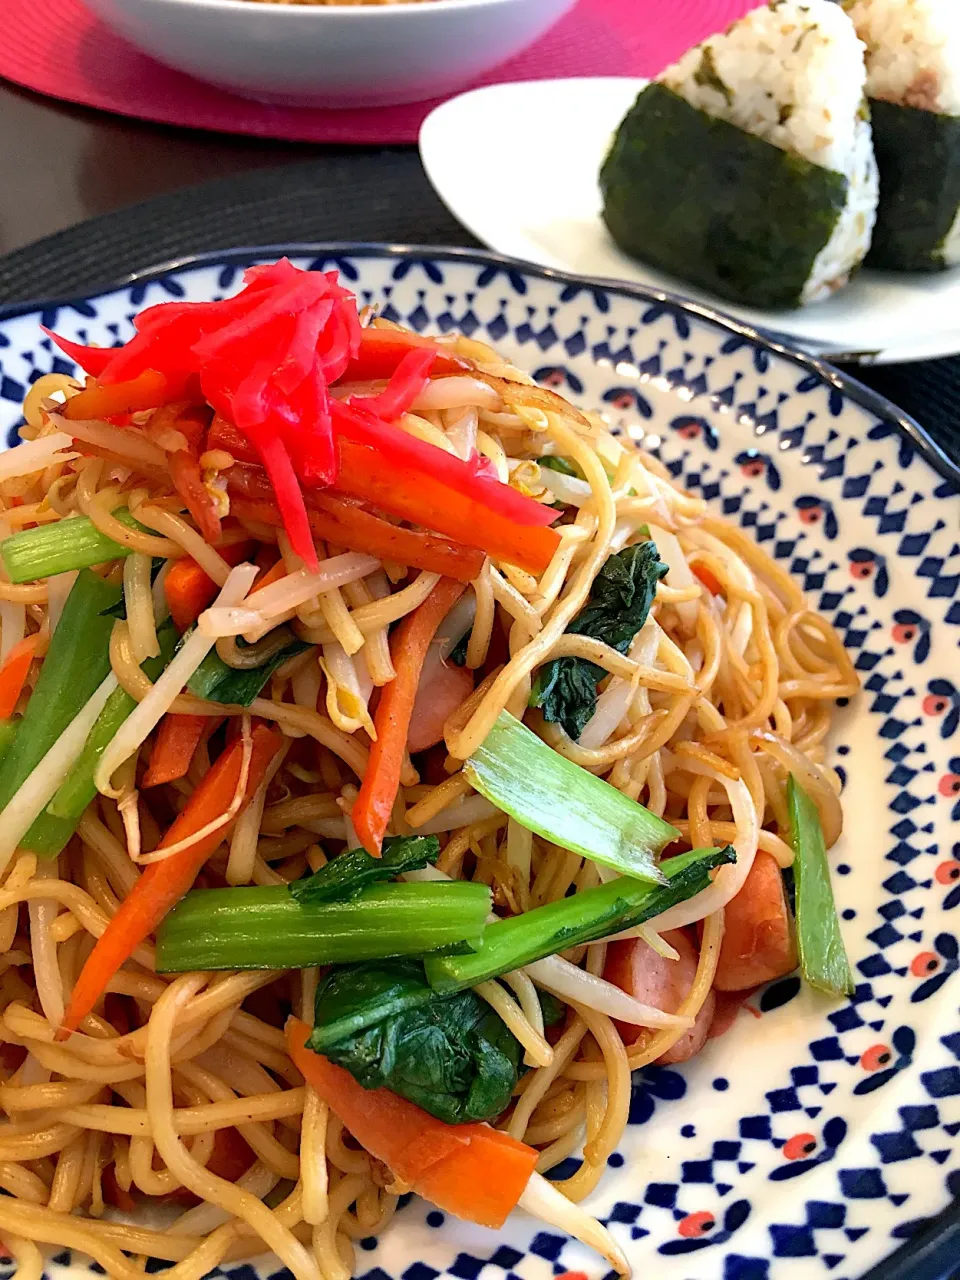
[59,722,283,1038]
[287,1021,466,1180]
[691,563,722,597]
[341,328,470,383]
[209,418,561,576]
[142,713,214,789]
[338,433,561,575]
[286,1019,537,1229]
[62,370,195,421]
[352,578,466,856]
[415,1121,538,1230]
[229,478,484,582]
[163,540,254,631]
[168,449,221,544]
[0,635,39,720]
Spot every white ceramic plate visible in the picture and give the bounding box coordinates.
[420,78,960,364]
[0,246,957,1279]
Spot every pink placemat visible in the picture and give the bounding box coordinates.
[2,0,754,144]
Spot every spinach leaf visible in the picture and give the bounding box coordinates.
[289,835,440,906]
[187,628,311,707]
[310,959,523,1125]
[529,540,668,739]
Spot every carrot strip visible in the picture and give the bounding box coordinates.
[286,1022,467,1181]
[163,540,254,631]
[0,635,39,720]
[168,450,221,544]
[142,714,211,788]
[334,437,559,574]
[286,1019,536,1229]
[59,723,283,1038]
[62,371,195,421]
[210,419,560,576]
[250,558,289,594]
[415,1124,538,1230]
[342,328,470,382]
[691,563,722,597]
[229,476,484,582]
[352,578,466,855]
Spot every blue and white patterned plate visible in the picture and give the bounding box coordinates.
[0,246,957,1280]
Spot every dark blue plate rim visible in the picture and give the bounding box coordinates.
[0,242,956,1280]
[0,241,957,494]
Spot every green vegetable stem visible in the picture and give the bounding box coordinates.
[530,541,668,739]
[0,510,147,584]
[155,880,492,973]
[39,623,180,854]
[0,720,19,772]
[0,569,121,853]
[465,710,678,883]
[788,775,854,998]
[187,627,310,708]
[424,845,735,994]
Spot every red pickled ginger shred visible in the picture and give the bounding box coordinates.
[48,260,363,568]
[46,259,561,575]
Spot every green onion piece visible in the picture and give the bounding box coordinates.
[538,456,582,478]
[0,510,147,584]
[156,880,492,973]
[187,631,311,708]
[0,570,121,851]
[787,775,854,997]
[424,846,735,994]
[464,711,677,883]
[40,624,179,849]
[0,720,19,771]
[290,834,440,906]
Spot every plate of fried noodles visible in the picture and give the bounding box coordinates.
[0,245,954,1280]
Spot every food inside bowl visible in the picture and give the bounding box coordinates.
[0,259,855,1276]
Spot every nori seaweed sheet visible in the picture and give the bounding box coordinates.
[600,83,849,309]
[866,98,960,271]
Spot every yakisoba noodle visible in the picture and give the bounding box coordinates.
[0,270,858,1280]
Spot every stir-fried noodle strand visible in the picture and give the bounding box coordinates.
[0,296,856,1278]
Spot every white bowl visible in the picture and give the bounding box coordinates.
[81,0,578,108]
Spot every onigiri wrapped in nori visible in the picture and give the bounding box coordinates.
[600,0,879,309]
[844,0,960,270]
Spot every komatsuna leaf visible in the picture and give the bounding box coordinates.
[289,835,440,906]
[530,540,668,739]
[186,627,310,707]
[309,958,523,1125]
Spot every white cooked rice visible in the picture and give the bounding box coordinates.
[806,115,878,301]
[846,0,960,263]
[660,0,868,170]
[844,0,960,115]
[658,0,878,303]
